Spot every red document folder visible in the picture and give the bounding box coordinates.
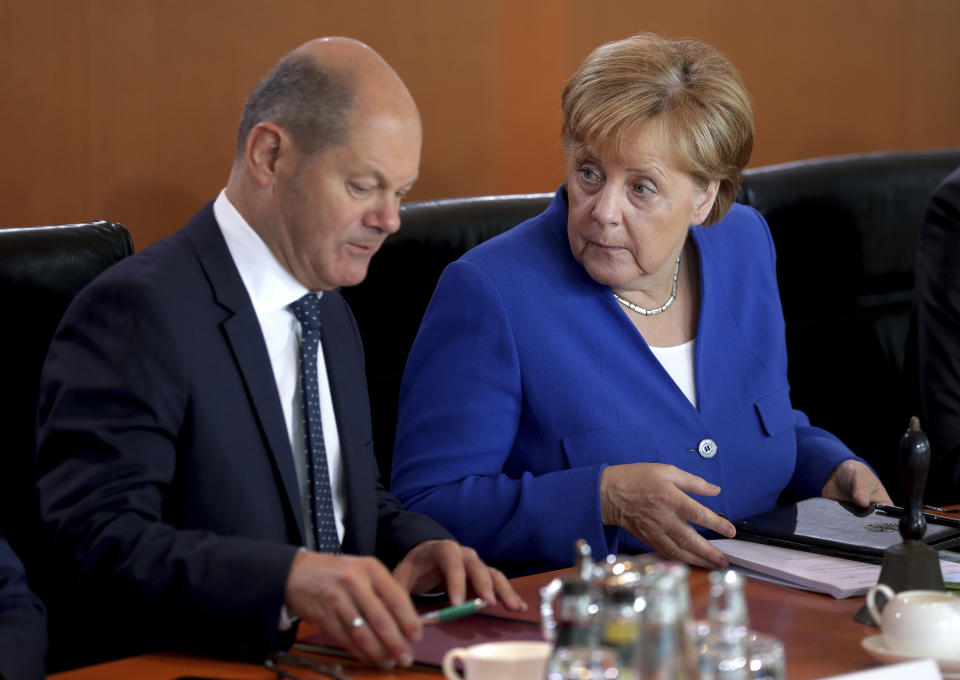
[296,613,546,668]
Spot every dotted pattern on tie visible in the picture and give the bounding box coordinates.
[289,293,341,553]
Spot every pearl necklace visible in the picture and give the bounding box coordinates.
[611,255,681,316]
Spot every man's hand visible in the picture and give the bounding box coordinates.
[822,459,893,507]
[600,463,736,569]
[284,551,421,669]
[392,539,525,612]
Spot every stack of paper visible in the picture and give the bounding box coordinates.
[709,539,960,599]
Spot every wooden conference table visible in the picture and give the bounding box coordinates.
[49,563,885,680]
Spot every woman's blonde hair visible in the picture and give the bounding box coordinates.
[561,33,753,225]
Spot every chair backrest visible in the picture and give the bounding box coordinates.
[344,148,960,491]
[0,221,134,565]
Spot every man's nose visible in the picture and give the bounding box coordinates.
[370,197,402,234]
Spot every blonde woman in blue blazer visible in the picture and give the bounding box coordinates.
[391,34,891,574]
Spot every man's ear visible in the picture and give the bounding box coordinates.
[244,122,292,187]
[692,179,720,225]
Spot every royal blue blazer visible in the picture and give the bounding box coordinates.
[392,187,863,572]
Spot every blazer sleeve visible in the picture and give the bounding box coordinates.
[0,531,46,680]
[788,412,866,498]
[371,483,457,568]
[391,260,616,569]
[35,276,298,659]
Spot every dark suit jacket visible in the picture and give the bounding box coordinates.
[0,529,46,680]
[908,166,960,505]
[35,203,451,669]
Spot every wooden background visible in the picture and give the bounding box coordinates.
[1,0,958,248]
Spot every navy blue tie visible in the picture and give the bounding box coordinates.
[289,293,341,553]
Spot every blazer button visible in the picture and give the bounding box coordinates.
[697,438,718,459]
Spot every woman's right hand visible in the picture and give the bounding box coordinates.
[599,463,736,568]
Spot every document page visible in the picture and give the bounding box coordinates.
[710,539,960,598]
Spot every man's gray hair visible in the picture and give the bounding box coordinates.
[236,52,354,159]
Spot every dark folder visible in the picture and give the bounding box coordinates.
[297,613,544,668]
[733,497,960,564]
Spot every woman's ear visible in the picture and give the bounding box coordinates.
[692,179,720,225]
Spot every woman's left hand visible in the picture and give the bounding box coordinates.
[821,459,892,507]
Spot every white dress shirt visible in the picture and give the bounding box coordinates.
[213,190,346,549]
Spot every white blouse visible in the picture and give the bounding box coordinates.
[649,339,697,408]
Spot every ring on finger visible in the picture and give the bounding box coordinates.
[349,616,365,629]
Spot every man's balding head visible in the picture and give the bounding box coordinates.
[235,37,418,161]
[226,38,422,292]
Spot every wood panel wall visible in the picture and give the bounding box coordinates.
[1,0,958,248]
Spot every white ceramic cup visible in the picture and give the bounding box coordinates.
[441,640,553,680]
[866,584,960,659]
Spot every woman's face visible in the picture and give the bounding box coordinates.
[565,123,718,292]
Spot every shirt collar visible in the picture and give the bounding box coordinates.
[213,189,320,314]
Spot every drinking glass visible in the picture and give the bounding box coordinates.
[694,623,786,680]
[744,632,785,680]
[693,620,748,680]
[707,569,749,628]
[546,645,620,680]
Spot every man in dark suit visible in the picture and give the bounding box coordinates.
[0,529,46,680]
[909,164,960,505]
[35,37,520,671]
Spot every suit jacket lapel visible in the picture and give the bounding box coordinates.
[183,204,306,543]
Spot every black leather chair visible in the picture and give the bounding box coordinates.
[344,148,960,493]
[0,221,134,571]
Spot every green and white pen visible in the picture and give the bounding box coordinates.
[420,597,489,625]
